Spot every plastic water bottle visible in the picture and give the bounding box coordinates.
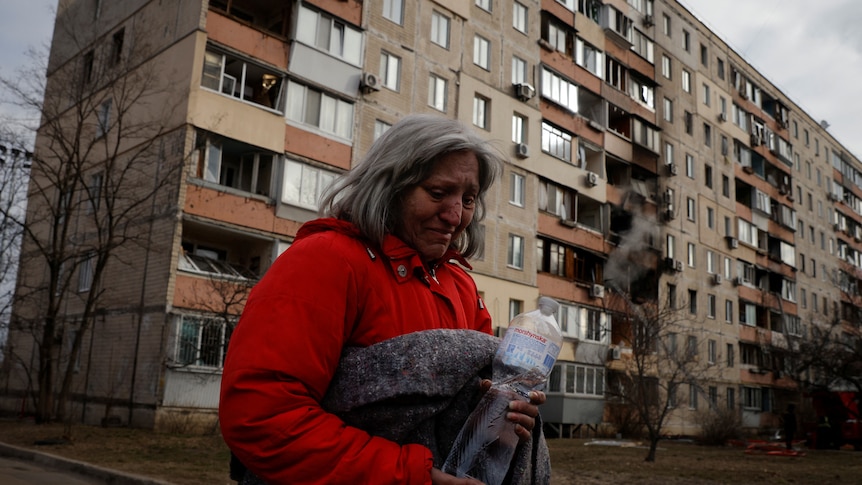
[442,297,562,484]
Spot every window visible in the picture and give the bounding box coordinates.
[296,5,363,64]
[373,119,391,141]
[179,243,257,280]
[662,13,670,36]
[686,197,695,221]
[379,51,401,91]
[476,0,492,11]
[707,207,714,229]
[628,74,654,109]
[685,153,694,178]
[508,234,524,269]
[431,11,450,48]
[687,242,696,266]
[701,43,708,66]
[631,28,654,63]
[663,97,673,122]
[509,299,524,322]
[383,0,404,24]
[428,74,448,111]
[666,234,675,259]
[722,174,730,197]
[473,95,489,130]
[743,387,764,411]
[199,135,275,196]
[541,67,578,113]
[82,50,94,84]
[78,252,95,293]
[177,315,232,369]
[717,58,725,79]
[706,250,715,274]
[282,159,338,211]
[576,38,603,77]
[703,123,712,147]
[110,28,124,66]
[96,99,112,138]
[585,309,604,342]
[739,302,756,326]
[512,56,527,84]
[473,35,490,70]
[203,49,285,110]
[684,111,693,135]
[664,142,674,165]
[682,69,691,92]
[661,55,671,79]
[605,56,626,91]
[702,83,711,106]
[727,343,735,367]
[512,114,526,143]
[689,382,698,409]
[87,172,103,214]
[510,172,525,207]
[705,164,713,188]
[707,295,716,319]
[286,81,353,139]
[513,2,528,33]
[688,289,697,314]
[725,299,733,323]
[727,387,735,409]
[549,363,604,397]
[541,122,573,162]
[682,29,690,51]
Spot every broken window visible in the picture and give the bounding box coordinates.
[209,0,291,37]
[196,132,275,196]
[202,48,285,111]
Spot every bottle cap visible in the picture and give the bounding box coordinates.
[537,296,559,316]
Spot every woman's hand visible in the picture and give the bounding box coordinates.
[431,468,485,485]
[480,379,546,443]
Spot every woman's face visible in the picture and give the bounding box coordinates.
[395,150,480,264]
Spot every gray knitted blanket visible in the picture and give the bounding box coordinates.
[241,329,551,484]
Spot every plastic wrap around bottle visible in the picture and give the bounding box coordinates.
[442,297,561,484]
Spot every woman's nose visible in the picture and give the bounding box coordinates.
[440,199,462,226]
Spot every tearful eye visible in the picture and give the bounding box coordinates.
[463,196,476,207]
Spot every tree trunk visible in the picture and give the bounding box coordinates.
[645,436,660,462]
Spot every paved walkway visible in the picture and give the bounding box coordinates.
[0,442,172,485]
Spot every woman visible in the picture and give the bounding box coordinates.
[219,114,545,484]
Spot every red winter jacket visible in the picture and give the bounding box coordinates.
[219,218,492,485]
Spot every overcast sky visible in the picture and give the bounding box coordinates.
[680,0,862,159]
[2,1,861,158]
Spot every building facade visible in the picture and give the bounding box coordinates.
[2,0,859,436]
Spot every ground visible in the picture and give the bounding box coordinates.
[0,418,860,484]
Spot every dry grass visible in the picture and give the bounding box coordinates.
[0,418,860,484]
[549,438,862,485]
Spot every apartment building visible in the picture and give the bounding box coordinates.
[2,0,858,437]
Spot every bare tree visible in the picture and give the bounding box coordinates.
[605,284,718,462]
[0,20,183,423]
[0,144,31,363]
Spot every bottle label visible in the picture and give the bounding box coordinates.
[500,327,553,375]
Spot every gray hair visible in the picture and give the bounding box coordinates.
[319,114,504,259]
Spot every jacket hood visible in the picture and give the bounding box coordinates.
[295,218,472,269]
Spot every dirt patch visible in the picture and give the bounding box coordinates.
[0,419,859,484]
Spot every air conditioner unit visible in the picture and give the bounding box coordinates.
[515,143,530,158]
[712,273,723,285]
[515,82,535,101]
[827,192,836,201]
[743,165,754,174]
[586,171,599,186]
[834,223,841,232]
[726,236,739,249]
[590,284,605,298]
[675,260,684,272]
[732,277,741,286]
[359,72,381,92]
[610,347,622,360]
[668,163,678,176]
[643,14,654,27]
[718,112,727,123]
[662,190,673,204]
[664,208,675,221]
